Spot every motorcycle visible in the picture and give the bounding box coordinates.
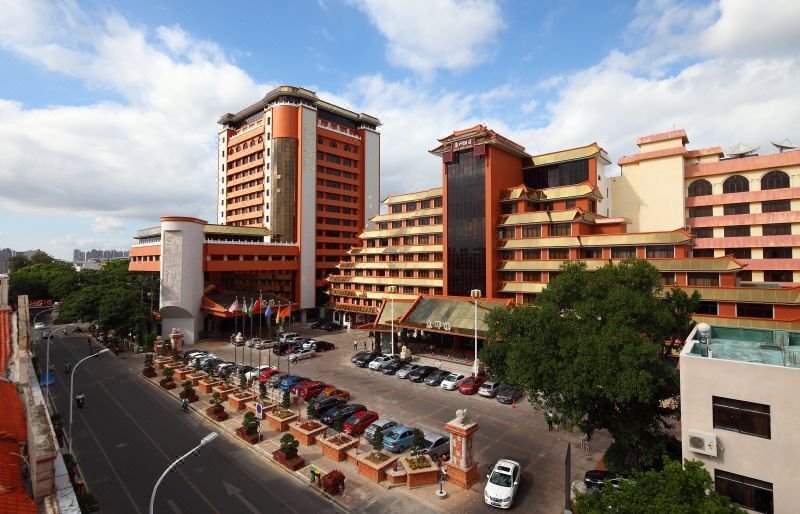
[76,395,85,409]
[181,399,189,413]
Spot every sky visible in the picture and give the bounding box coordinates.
[1,0,799,260]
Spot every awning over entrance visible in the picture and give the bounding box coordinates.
[363,298,415,332]
[201,291,293,318]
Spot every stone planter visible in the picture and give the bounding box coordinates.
[164,362,182,371]
[386,467,407,486]
[316,434,359,463]
[265,411,298,432]
[245,401,276,418]
[142,368,157,378]
[228,391,256,411]
[235,427,261,444]
[159,378,177,390]
[289,421,327,446]
[272,449,305,471]
[400,454,439,488]
[205,405,229,421]
[187,371,208,386]
[355,451,398,483]
[179,391,199,403]
[175,367,195,381]
[153,358,173,369]
[211,385,237,401]
[197,379,221,394]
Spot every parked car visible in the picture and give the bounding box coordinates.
[484,459,521,509]
[351,351,369,363]
[201,358,224,373]
[272,342,291,355]
[322,322,343,331]
[382,426,416,453]
[291,380,327,400]
[213,361,236,376]
[478,380,501,398]
[278,332,300,343]
[584,470,622,490]
[312,340,335,351]
[496,385,523,404]
[413,433,450,461]
[268,373,288,387]
[183,349,208,360]
[408,366,437,382]
[424,369,451,386]
[300,338,317,350]
[394,364,420,379]
[191,353,217,367]
[364,419,399,443]
[459,375,487,395]
[34,322,46,329]
[257,368,281,383]
[245,365,276,381]
[245,338,262,348]
[440,373,466,390]
[255,339,276,349]
[289,349,316,362]
[368,355,394,371]
[42,330,52,338]
[343,410,380,436]
[319,386,350,401]
[310,320,326,329]
[309,395,347,416]
[354,351,380,368]
[279,375,309,392]
[381,360,404,375]
[320,404,366,426]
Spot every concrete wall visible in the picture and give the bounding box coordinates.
[159,219,205,344]
[363,129,381,230]
[299,105,317,310]
[612,154,686,232]
[680,339,800,513]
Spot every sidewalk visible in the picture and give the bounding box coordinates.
[139,355,476,513]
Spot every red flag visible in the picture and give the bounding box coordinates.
[276,305,291,319]
[252,297,261,313]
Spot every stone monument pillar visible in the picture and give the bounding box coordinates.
[444,408,479,489]
[169,328,184,353]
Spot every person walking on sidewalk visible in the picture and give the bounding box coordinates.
[353,340,358,351]
[545,411,554,431]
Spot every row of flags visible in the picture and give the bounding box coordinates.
[227,296,291,319]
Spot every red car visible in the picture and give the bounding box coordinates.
[291,380,327,400]
[258,369,281,382]
[458,375,487,395]
[343,410,380,436]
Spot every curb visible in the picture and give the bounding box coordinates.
[139,372,352,513]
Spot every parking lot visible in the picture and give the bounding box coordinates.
[192,325,609,512]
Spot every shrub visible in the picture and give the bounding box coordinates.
[281,389,291,409]
[239,372,247,390]
[162,367,174,380]
[306,402,318,420]
[259,380,267,399]
[78,492,99,513]
[371,427,384,453]
[332,417,344,433]
[241,411,260,432]
[279,433,299,456]
[209,392,223,407]
[181,380,193,393]
[410,428,425,455]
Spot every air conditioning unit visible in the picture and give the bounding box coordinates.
[687,430,718,457]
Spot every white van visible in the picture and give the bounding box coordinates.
[279,332,300,343]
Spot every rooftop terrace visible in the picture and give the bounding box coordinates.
[684,325,800,368]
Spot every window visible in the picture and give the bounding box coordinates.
[737,303,773,319]
[762,223,791,236]
[403,236,414,245]
[611,246,637,259]
[725,248,751,259]
[645,246,674,258]
[498,227,515,239]
[713,396,771,438]
[405,202,417,212]
[391,205,402,214]
[687,272,719,286]
[433,197,442,208]
[764,270,792,282]
[724,225,750,237]
[580,248,602,259]
[418,235,429,244]
[764,247,792,259]
[687,179,712,197]
[391,221,401,229]
[420,199,431,209]
[696,301,718,315]
[723,203,750,215]
[715,470,773,514]
[434,234,443,244]
[688,206,714,218]
[501,203,518,214]
[522,225,541,238]
[565,199,576,209]
[723,175,749,193]
[499,271,516,282]
[499,250,514,260]
[761,169,789,190]
[418,217,430,226]
[762,199,790,213]
[549,248,569,259]
[522,271,542,282]
[737,270,753,282]
[406,218,416,227]
[522,249,541,260]
[660,273,676,286]
[550,223,571,236]
[692,227,714,239]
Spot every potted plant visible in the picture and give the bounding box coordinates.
[239,372,247,392]
[205,392,228,421]
[272,433,306,470]
[259,380,267,399]
[142,353,157,378]
[180,380,198,402]
[321,469,346,495]
[160,367,176,389]
[281,389,291,410]
[237,412,261,444]
[306,402,318,420]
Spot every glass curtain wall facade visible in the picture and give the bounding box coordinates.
[446,150,486,296]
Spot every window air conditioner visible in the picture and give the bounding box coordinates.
[687,430,718,457]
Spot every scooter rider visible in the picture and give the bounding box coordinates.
[181,398,189,412]
[75,393,86,409]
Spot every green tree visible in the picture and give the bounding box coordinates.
[281,389,291,410]
[306,402,318,419]
[371,427,384,453]
[29,250,56,266]
[574,459,745,514]
[241,412,260,432]
[481,260,690,471]
[8,254,31,273]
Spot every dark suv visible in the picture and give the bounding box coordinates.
[320,404,367,426]
[408,366,437,382]
[309,395,347,416]
[353,351,380,368]
[424,369,451,386]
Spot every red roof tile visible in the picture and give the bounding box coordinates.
[0,382,26,443]
[0,441,36,514]
[636,129,688,146]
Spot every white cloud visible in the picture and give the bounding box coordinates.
[91,216,124,233]
[348,0,503,75]
[703,0,800,57]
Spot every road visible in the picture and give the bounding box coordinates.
[40,333,341,514]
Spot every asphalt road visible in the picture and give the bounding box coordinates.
[40,333,342,514]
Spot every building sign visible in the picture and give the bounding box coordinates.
[426,320,452,331]
[452,138,474,151]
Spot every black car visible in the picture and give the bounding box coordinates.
[323,322,343,331]
[496,385,523,404]
[312,341,335,351]
[381,360,404,375]
[310,320,326,329]
[424,369,451,386]
[272,342,290,355]
[310,395,347,416]
[351,351,369,363]
[354,351,380,368]
[408,366,437,382]
[320,404,367,426]
[584,470,620,490]
[201,358,224,373]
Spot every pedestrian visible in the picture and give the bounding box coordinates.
[363,341,367,350]
[545,411,554,431]
[64,362,71,374]
[353,340,358,351]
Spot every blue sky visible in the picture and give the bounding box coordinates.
[1,0,799,260]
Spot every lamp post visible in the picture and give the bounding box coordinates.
[32,306,55,347]
[68,348,110,453]
[149,432,218,514]
[386,286,397,356]
[46,324,75,397]
[470,289,482,377]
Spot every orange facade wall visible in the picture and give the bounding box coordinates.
[129,244,161,272]
[271,105,300,139]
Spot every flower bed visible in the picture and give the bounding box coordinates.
[364,451,391,465]
[205,405,228,421]
[355,450,398,483]
[404,455,432,470]
[265,411,298,432]
[174,367,195,380]
[197,379,221,394]
[400,454,439,488]
[228,391,255,411]
[316,433,359,462]
[211,384,236,400]
[159,379,176,390]
[289,420,327,446]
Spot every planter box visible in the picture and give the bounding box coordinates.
[211,385,237,401]
[164,362,182,371]
[187,371,208,386]
[142,368,157,378]
[205,405,229,421]
[179,391,199,403]
[198,379,221,394]
[272,449,306,471]
[235,427,261,444]
[289,421,327,446]
[265,411,298,432]
[400,455,439,488]
[175,367,195,380]
[316,434,359,463]
[355,451,398,483]
[153,358,173,369]
[159,379,176,390]
[245,401,276,418]
[228,392,256,411]
[386,467,407,485]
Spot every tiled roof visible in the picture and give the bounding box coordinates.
[0,382,26,443]
[0,382,36,514]
[637,129,688,145]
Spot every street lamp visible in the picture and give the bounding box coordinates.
[470,289,482,377]
[149,432,218,514]
[32,306,56,347]
[46,324,75,396]
[68,348,110,453]
[386,286,397,356]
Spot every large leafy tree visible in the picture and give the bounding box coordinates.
[9,259,75,301]
[481,260,691,470]
[574,459,744,513]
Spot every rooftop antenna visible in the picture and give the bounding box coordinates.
[771,138,799,153]
[724,143,759,159]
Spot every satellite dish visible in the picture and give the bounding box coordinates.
[724,143,759,158]
[771,138,799,153]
